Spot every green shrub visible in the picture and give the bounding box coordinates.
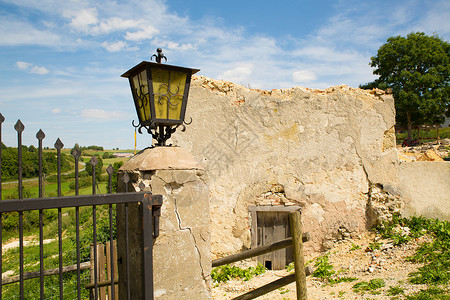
[68,177,91,190]
[1,209,57,231]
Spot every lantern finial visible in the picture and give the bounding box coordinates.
[151,48,167,64]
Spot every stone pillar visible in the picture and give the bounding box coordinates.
[117,147,211,299]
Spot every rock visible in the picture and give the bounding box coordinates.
[382,243,394,251]
[417,149,444,161]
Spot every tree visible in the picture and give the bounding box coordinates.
[361,32,449,139]
[106,161,124,193]
[85,154,103,181]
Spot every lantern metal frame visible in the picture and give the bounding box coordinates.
[122,49,200,146]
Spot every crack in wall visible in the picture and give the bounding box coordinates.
[170,182,210,288]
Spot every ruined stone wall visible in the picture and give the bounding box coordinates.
[172,76,399,255]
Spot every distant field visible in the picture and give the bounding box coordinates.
[1,148,133,200]
[396,126,450,144]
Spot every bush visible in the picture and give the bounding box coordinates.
[68,177,91,190]
[1,209,58,231]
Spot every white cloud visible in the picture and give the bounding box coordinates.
[102,40,128,52]
[125,25,159,41]
[0,18,61,46]
[30,66,50,75]
[292,70,317,83]
[16,61,49,75]
[16,61,32,70]
[95,17,143,34]
[65,8,98,33]
[81,109,127,120]
[52,108,61,114]
[219,64,253,84]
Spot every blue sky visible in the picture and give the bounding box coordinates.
[0,0,449,150]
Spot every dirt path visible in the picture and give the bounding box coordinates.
[212,231,432,299]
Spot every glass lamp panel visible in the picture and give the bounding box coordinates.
[151,68,187,121]
[131,70,151,123]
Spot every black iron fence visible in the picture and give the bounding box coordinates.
[0,113,160,299]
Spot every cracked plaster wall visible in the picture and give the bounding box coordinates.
[170,76,399,255]
[150,169,211,299]
[117,150,211,299]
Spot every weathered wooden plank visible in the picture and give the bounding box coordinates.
[232,266,313,300]
[98,244,107,300]
[212,233,310,268]
[106,241,119,299]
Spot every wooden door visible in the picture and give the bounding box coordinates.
[256,211,293,270]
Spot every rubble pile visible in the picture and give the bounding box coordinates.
[397,138,450,162]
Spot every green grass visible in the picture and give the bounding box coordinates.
[376,214,450,298]
[1,180,108,200]
[0,148,131,298]
[1,205,115,299]
[396,126,450,143]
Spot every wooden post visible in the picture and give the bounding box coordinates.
[106,240,119,298]
[289,210,307,300]
[90,243,107,300]
[98,244,107,300]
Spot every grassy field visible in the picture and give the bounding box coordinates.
[1,149,133,199]
[1,205,114,299]
[0,148,131,298]
[396,126,450,144]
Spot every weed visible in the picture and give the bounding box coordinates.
[311,253,357,285]
[374,215,449,298]
[312,253,335,279]
[406,287,449,299]
[211,263,266,283]
[352,278,385,294]
[387,285,405,296]
[406,218,449,286]
[286,262,294,272]
[368,241,382,250]
[350,243,361,251]
[329,277,358,284]
[278,287,290,294]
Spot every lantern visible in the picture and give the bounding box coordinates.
[122,48,200,146]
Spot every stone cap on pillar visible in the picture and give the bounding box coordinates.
[119,146,204,171]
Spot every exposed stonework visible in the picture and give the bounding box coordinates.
[366,184,403,228]
[170,76,399,255]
